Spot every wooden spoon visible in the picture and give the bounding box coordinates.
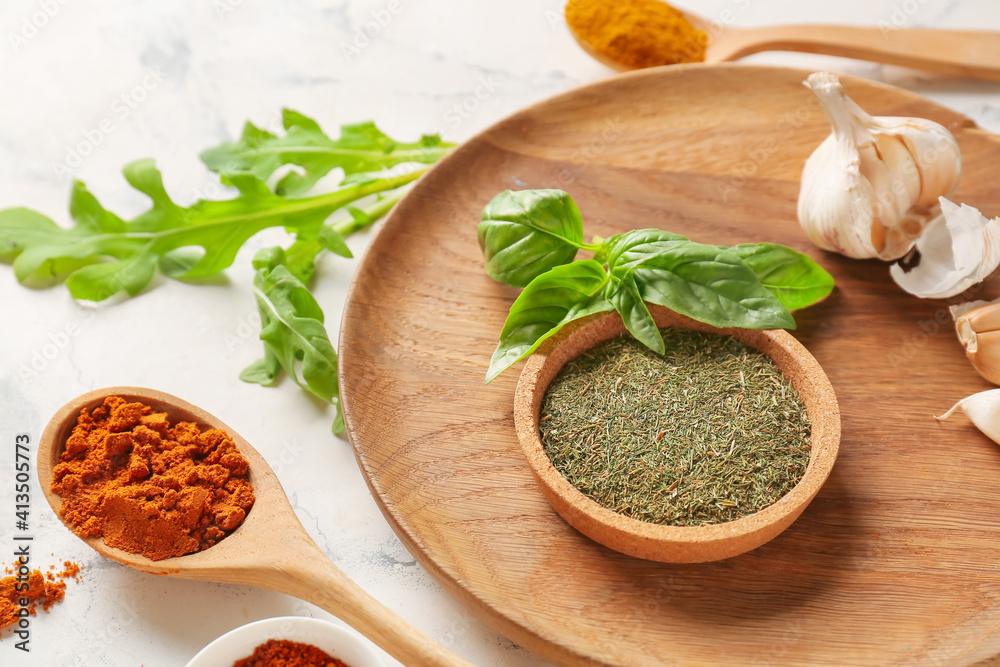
[38,387,473,667]
[569,6,1000,81]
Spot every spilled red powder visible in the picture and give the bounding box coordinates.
[233,639,349,667]
[51,396,255,561]
[0,560,81,631]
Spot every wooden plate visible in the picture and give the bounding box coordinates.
[339,64,1000,667]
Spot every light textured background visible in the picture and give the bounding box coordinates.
[1,1,999,665]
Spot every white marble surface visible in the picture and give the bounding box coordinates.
[0,1,998,665]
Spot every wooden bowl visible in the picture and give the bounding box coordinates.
[513,304,840,563]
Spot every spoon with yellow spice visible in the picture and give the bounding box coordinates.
[567,0,1000,81]
[39,387,473,667]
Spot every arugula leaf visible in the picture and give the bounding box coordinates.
[0,109,450,437]
[318,225,352,259]
[241,192,410,427]
[727,243,835,311]
[0,206,116,287]
[271,239,323,285]
[242,248,342,431]
[259,188,407,287]
[0,160,426,301]
[201,109,454,196]
[478,189,588,288]
[604,230,796,331]
[486,259,612,383]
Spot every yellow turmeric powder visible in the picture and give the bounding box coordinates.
[566,0,707,69]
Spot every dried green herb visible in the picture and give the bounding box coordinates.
[539,328,811,527]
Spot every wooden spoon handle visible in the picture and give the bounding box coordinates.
[274,549,474,667]
[713,25,1000,81]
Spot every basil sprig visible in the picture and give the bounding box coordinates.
[479,189,834,383]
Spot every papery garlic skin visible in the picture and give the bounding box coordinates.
[936,388,1000,446]
[797,72,962,261]
[951,298,1000,384]
[890,198,1000,299]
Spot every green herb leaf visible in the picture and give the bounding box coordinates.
[239,352,281,386]
[486,259,612,383]
[604,229,796,330]
[1,111,449,438]
[240,186,413,428]
[478,189,586,288]
[606,272,664,354]
[0,211,103,287]
[158,248,206,278]
[201,110,454,196]
[318,225,352,259]
[0,160,425,301]
[0,208,76,262]
[245,251,343,431]
[726,243,835,311]
[65,252,158,300]
[277,240,323,285]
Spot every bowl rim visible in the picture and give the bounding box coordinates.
[184,615,386,667]
[513,304,841,562]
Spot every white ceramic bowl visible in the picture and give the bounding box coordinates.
[186,616,385,667]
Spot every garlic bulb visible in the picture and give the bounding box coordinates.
[951,297,1000,384]
[797,72,962,261]
[890,198,1000,298]
[936,388,1000,446]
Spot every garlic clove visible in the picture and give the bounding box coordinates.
[958,299,1000,334]
[798,72,962,262]
[965,330,1000,383]
[951,297,1000,383]
[949,299,991,321]
[889,197,1000,299]
[865,133,928,261]
[935,388,1000,446]
[887,118,963,207]
[798,138,882,258]
[951,300,990,354]
[869,133,921,224]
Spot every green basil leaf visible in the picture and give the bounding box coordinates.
[487,259,612,383]
[607,272,664,354]
[201,110,454,196]
[479,189,585,288]
[603,229,688,270]
[727,243,835,311]
[605,230,795,330]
